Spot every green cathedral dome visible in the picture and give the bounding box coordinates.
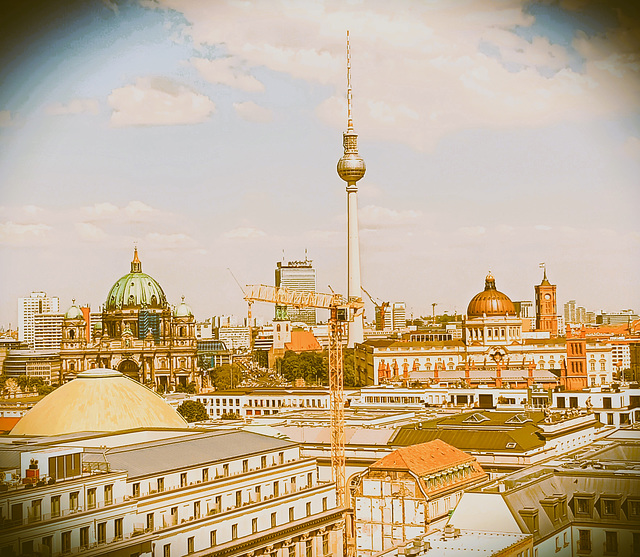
[105,248,167,310]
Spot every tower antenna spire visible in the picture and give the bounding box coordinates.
[347,30,353,131]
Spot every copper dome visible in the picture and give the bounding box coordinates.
[467,273,516,317]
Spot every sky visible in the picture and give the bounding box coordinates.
[0,0,639,327]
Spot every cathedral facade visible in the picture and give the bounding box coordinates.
[59,249,199,391]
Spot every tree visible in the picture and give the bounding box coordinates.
[279,350,327,385]
[343,349,362,388]
[176,382,198,394]
[177,400,208,423]
[209,364,243,390]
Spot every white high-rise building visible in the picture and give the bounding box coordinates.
[275,257,317,326]
[18,292,59,348]
[34,313,63,350]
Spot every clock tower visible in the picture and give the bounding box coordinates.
[534,265,558,337]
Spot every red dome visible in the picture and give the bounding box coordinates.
[467,273,516,317]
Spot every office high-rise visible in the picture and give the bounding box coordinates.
[275,257,317,326]
[18,291,60,348]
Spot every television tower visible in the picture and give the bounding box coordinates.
[337,30,365,348]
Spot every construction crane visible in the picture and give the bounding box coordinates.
[361,286,389,331]
[244,284,364,508]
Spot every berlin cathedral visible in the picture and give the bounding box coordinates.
[59,248,199,391]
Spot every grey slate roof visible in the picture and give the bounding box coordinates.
[86,430,296,479]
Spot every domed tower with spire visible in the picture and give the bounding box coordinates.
[59,248,199,392]
[464,272,523,349]
[337,30,366,348]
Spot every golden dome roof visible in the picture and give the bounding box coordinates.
[467,273,516,317]
[11,368,187,436]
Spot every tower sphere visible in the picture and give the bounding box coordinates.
[337,153,366,183]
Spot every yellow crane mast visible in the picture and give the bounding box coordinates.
[243,284,363,508]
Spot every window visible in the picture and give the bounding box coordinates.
[80,526,90,549]
[271,512,277,528]
[603,499,617,517]
[608,414,614,425]
[632,532,640,556]
[604,397,612,409]
[61,531,71,554]
[133,482,140,497]
[261,455,267,468]
[306,539,312,557]
[576,497,590,515]
[252,518,258,533]
[289,507,295,522]
[187,537,194,554]
[157,477,164,492]
[243,459,248,473]
[306,502,311,516]
[194,500,200,519]
[273,481,279,497]
[231,523,238,540]
[630,500,640,518]
[202,468,209,482]
[51,495,60,518]
[146,513,154,531]
[279,451,285,464]
[322,497,328,511]
[307,472,313,488]
[69,491,79,511]
[181,472,188,487]
[604,531,618,554]
[557,397,565,408]
[163,544,171,557]
[98,522,106,544]
[210,530,217,546]
[114,517,123,539]
[578,530,591,552]
[223,464,229,477]
[323,532,329,555]
[87,487,97,509]
[289,544,297,557]
[42,536,53,553]
[104,483,113,505]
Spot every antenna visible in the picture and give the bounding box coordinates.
[346,30,353,131]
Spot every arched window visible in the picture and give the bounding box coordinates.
[69,329,76,339]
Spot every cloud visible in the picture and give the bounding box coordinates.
[81,202,120,219]
[191,57,265,92]
[623,136,640,159]
[124,201,155,219]
[0,110,18,128]
[233,101,273,123]
[76,222,107,241]
[359,205,422,230]
[145,232,197,248]
[459,226,486,237]
[108,77,216,127]
[150,0,640,150]
[0,222,51,243]
[45,99,100,116]
[223,227,267,239]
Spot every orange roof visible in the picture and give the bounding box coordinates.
[285,330,322,352]
[0,417,21,434]
[371,439,474,476]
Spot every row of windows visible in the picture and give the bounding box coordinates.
[160,511,330,556]
[13,517,124,555]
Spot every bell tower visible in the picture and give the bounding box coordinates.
[535,264,558,337]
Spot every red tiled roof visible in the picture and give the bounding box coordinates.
[0,417,21,434]
[370,439,474,476]
[285,330,322,352]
